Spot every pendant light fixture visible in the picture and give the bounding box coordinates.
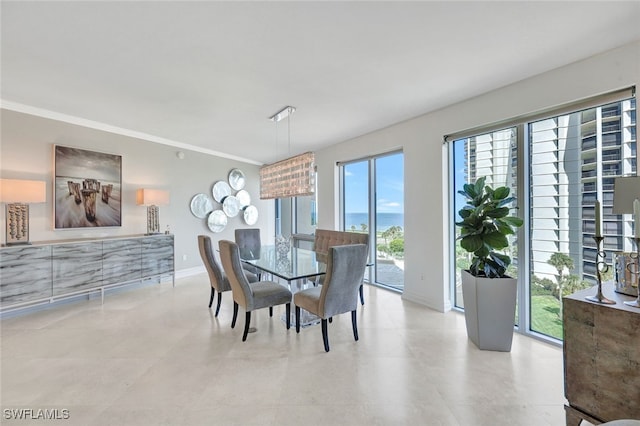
[260,106,315,200]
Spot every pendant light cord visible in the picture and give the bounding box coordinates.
[287,110,291,157]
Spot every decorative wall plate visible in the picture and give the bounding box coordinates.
[190,193,214,219]
[228,168,246,190]
[222,195,240,217]
[212,181,231,203]
[243,205,259,225]
[207,210,228,233]
[236,189,251,208]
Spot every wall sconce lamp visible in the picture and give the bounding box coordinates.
[0,179,47,245]
[613,176,640,214]
[136,189,170,235]
[613,176,640,237]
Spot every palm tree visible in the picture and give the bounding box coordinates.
[381,226,402,244]
[547,252,574,319]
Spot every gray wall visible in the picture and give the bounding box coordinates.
[0,109,275,275]
[314,41,640,312]
[2,40,638,312]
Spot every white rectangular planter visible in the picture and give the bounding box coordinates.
[461,270,517,352]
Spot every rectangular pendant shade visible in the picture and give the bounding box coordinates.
[260,152,315,200]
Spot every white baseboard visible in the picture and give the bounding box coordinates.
[401,290,449,313]
[175,266,205,280]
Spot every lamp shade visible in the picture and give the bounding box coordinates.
[613,176,640,214]
[0,179,46,203]
[260,152,315,200]
[136,189,170,206]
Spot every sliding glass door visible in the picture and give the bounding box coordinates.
[452,128,518,309]
[341,151,404,290]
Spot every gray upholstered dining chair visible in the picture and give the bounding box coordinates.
[197,235,258,317]
[218,239,293,341]
[234,228,262,280]
[312,229,369,305]
[294,244,368,352]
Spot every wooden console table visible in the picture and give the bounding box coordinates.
[0,234,174,312]
[563,283,640,425]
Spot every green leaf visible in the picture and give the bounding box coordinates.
[483,258,505,278]
[495,220,514,235]
[485,207,509,218]
[461,184,476,198]
[484,231,508,249]
[493,186,510,200]
[490,252,511,269]
[497,196,516,208]
[501,216,523,228]
[474,177,486,195]
[474,245,490,258]
[460,235,483,253]
[458,206,474,218]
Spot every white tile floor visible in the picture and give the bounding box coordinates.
[1,274,566,425]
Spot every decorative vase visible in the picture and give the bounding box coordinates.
[275,234,291,257]
[461,269,517,352]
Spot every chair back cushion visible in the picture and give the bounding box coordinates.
[198,235,230,292]
[234,228,261,260]
[320,244,368,317]
[313,229,368,263]
[218,239,253,308]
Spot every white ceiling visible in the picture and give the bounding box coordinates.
[2,1,639,165]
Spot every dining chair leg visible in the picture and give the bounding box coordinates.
[231,302,238,328]
[208,287,215,308]
[351,310,358,341]
[295,306,301,333]
[359,284,365,305]
[285,303,291,329]
[269,306,273,317]
[242,311,251,342]
[214,291,223,317]
[321,318,330,352]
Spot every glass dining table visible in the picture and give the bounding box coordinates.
[239,245,326,327]
[239,245,326,283]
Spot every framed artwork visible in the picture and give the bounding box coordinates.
[54,145,122,229]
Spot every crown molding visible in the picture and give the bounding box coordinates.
[1,100,263,166]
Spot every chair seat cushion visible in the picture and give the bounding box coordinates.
[293,287,323,317]
[248,281,292,311]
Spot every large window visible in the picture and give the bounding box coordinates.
[341,151,404,290]
[450,92,636,342]
[452,128,518,309]
[528,98,636,339]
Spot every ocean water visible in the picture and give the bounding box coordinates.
[345,212,404,232]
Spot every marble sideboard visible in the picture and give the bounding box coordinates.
[0,234,174,312]
[563,283,640,425]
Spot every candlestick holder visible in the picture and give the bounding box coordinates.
[585,236,616,305]
[623,237,640,308]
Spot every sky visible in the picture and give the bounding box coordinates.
[343,152,404,215]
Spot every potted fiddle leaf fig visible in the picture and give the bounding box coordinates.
[456,176,523,351]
